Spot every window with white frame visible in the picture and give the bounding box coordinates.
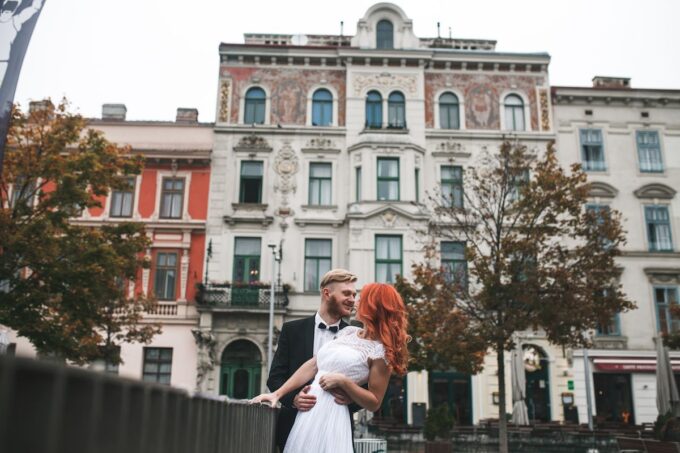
[159,178,184,219]
[441,241,467,288]
[375,235,402,283]
[366,91,383,128]
[142,347,173,384]
[636,130,663,173]
[154,252,177,300]
[308,163,332,205]
[645,205,673,252]
[311,89,333,126]
[441,165,463,208]
[376,20,394,49]
[244,87,266,124]
[504,94,525,131]
[439,92,460,129]
[110,177,135,218]
[304,239,332,292]
[377,158,399,201]
[655,286,680,334]
[579,129,606,172]
[387,91,406,129]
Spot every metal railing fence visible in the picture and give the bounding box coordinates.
[0,355,277,453]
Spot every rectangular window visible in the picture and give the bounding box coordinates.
[655,286,680,334]
[154,252,177,300]
[10,177,35,208]
[142,347,173,385]
[375,235,402,284]
[579,129,606,172]
[233,237,261,283]
[415,168,420,203]
[596,314,621,336]
[355,167,362,202]
[441,241,467,288]
[377,158,399,201]
[508,169,529,203]
[110,177,135,218]
[637,130,663,173]
[586,204,612,248]
[645,206,673,252]
[308,163,332,205]
[304,239,332,292]
[239,161,263,204]
[159,178,185,219]
[441,166,463,208]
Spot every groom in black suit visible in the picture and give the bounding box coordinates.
[267,269,358,452]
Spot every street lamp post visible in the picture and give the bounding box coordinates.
[267,243,278,371]
[582,332,594,431]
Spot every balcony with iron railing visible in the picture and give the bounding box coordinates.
[195,283,289,311]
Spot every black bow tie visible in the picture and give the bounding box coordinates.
[318,322,339,333]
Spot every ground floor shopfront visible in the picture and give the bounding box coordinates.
[572,349,680,426]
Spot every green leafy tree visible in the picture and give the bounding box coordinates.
[0,99,160,364]
[407,140,633,453]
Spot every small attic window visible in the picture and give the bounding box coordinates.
[377,20,394,49]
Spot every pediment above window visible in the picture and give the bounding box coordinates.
[234,135,272,153]
[588,181,618,199]
[644,267,680,285]
[633,183,676,200]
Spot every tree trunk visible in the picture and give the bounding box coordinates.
[497,343,509,453]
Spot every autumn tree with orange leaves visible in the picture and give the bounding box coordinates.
[0,100,159,364]
[398,140,633,453]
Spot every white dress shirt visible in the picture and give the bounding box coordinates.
[313,312,341,356]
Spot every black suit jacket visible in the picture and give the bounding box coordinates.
[267,315,350,452]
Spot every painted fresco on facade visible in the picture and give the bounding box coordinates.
[222,67,346,126]
[424,73,544,130]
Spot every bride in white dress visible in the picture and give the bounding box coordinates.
[252,283,410,453]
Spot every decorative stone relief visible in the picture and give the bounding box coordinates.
[352,73,418,96]
[192,329,217,392]
[305,137,335,149]
[354,153,362,163]
[180,249,189,301]
[435,141,466,153]
[273,142,300,228]
[237,135,270,149]
[141,249,151,296]
[539,89,550,131]
[218,79,232,123]
[381,210,397,228]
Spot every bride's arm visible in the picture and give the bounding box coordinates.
[252,357,318,406]
[318,359,390,412]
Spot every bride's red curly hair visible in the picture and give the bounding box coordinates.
[358,283,410,376]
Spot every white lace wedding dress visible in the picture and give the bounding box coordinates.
[283,326,387,453]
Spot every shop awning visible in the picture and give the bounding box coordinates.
[593,358,680,372]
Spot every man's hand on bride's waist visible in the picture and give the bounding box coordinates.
[293,385,316,412]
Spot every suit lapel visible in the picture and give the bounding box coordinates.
[303,316,315,360]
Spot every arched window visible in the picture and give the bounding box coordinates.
[311,89,333,126]
[244,87,266,124]
[376,20,394,49]
[439,92,460,129]
[366,91,382,128]
[388,91,405,129]
[504,94,525,131]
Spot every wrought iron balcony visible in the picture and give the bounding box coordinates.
[195,283,289,310]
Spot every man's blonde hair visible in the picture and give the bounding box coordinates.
[319,269,357,289]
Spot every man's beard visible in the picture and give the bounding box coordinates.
[328,293,351,319]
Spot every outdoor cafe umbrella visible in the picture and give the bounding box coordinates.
[511,340,530,425]
[656,336,680,417]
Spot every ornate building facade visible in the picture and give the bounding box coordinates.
[202,3,568,424]
[553,79,680,424]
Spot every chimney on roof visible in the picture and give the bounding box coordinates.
[29,99,53,113]
[176,108,199,123]
[592,76,631,89]
[102,104,127,121]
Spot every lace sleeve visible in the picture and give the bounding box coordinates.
[368,342,388,365]
[337,325,359,338]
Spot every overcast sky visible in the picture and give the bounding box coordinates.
[14,0,680,122]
